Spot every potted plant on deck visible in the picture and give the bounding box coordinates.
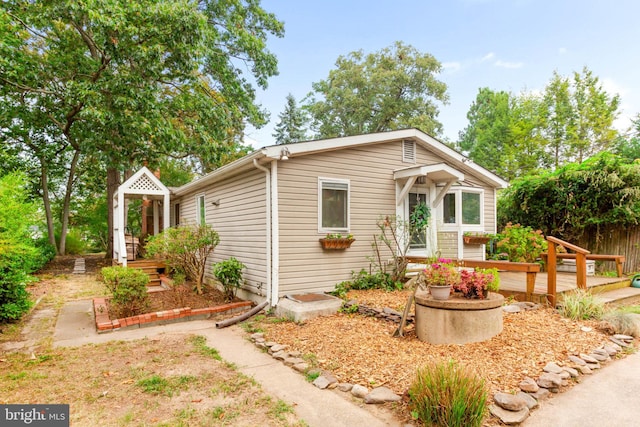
[319,233,355,250]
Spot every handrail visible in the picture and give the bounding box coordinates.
[545,236,590,307]
[546,236,590,255]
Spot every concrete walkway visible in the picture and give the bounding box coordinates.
[53,300,398,427]
[523,350,640,427]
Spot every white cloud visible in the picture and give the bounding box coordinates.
[481,52,495,62]
[601,77,627,97]
[494,60,524,69]
[558,47,567,55]
[442,61,462,72]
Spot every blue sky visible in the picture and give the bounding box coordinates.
[245,0,639,148]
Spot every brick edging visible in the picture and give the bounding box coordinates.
[93,297,252,333]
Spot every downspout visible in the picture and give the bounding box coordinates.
[253,159,272,306]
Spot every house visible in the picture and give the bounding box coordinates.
[114,129,508,306]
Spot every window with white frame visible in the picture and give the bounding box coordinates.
[196,194,205,225]
[441,189,483,226]
[319,178,349,232]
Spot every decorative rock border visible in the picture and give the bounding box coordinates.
[93,297,252,333]
[249,332,403,405]
[490,334,635,425]
[342,300,413,324]
[261,298,635,425]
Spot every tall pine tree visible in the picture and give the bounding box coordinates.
[273,94,308,144]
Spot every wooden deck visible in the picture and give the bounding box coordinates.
[497,271,630,304]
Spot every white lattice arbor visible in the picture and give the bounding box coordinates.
[113,167,170,266]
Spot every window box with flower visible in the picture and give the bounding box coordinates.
[463,232,492,246]
[319,233,355,250]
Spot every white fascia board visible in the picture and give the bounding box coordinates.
[173,151,264,196]
[412,132,508,188]
[262,129,423,159]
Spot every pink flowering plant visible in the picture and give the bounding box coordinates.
[419,258,460,288]
[455,268,500,299]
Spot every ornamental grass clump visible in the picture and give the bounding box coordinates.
[409,360,488,427]
[558,289,605,320]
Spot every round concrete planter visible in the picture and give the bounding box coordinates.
[414,290,504,345]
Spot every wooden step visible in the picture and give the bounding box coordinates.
[595,286,640,307]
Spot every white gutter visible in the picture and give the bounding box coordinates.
[269,160,280,306]
[253,159,275,306]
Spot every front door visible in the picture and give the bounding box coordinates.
[407,191,430,256]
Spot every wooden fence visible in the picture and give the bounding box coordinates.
[577,226,640,274]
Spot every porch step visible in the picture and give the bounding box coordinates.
[126,260,165,287]
[594,286,640,307]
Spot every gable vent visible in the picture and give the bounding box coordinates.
[402,140,416,163]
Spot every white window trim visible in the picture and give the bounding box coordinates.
[439,187,484,231]
[318,177,350,233]
[195,193,206,225]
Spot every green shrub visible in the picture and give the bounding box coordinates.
[101,266,150,317]
[213,257,246,302]
[409,360,487,427]
[58,228,87,255]
[0,173,40,322]
[558,289,605,320]
[145,224,220,294]
[331,269,403,299]
[494,223,547,263]
[0,247,35,322]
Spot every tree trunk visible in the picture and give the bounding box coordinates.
[39,158,58,253]
[106,167,121,261]
[58,148,81,255]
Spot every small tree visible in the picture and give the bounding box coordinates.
[145,224,220,294]
[370,215,411,283]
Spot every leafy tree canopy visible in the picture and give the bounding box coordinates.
[304,41,449,139]
[458,67,620,179]
[498,152,640,241]
[0,0,283,254]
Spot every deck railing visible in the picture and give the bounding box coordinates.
[545,236,590,306]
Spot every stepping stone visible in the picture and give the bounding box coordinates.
[490,405,530,425]
[517,391,539,409]
[351,384,369,398]
[364,387,401,404]
[519,377,539,393]
[494,392,527,411]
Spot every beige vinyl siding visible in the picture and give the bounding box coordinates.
[462,243,485,260]
[277,141,420,296]
[437,232,458,259]
[177,169,268,296]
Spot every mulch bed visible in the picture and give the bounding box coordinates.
[259,288,618,423]
[105,284,237,321]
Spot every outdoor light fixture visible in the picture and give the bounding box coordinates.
[211,199,220,206]
[280,147,290,160]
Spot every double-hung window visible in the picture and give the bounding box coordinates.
[319,178,350,232]
[441,189,483,226]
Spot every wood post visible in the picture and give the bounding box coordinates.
[547,241,557,307]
